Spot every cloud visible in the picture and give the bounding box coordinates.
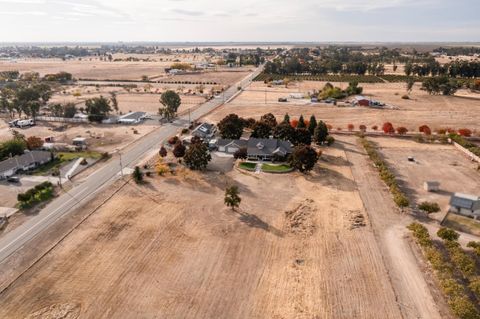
[170,8,205,16]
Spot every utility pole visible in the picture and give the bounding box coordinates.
[118,151,123,177]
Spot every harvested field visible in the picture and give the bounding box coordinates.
[0,146,403,319]
[204,81,480,132]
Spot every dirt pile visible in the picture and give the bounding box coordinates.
[26,303,81,319]
[285,199,316,236]
[346,210,366,229]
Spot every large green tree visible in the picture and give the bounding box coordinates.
[224,185,241,211]
[313,121,329,145]
[85,96,112,122]
[159,90,181,121]
[308,115,317,135]
[288,145,319,173]
[184,142,212,170]
[218,114,244,139]
[273,122,295,142]
[251,121,272,138]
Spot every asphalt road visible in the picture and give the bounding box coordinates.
[0,65,264,263]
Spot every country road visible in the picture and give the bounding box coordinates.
[0,64,264,264]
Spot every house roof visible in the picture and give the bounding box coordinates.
[354,95,369,101]
[0,150,51,174]
[192,123,215,137]
[217,139,247,148]
[450,193,480,210]
[246,138,292,157]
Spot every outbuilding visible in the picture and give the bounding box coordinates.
[449,193,480,220]
[423,181,440,192]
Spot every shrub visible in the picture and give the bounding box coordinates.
[418,201,440,214]
[359,124,366,132]
[458,128,472,137]
[396,127,408,135]
[382,122,395,134]
[419,125,432,135]
[347,124,354,131]
[401,94,410,99]
[326,136,335,146]
[437,227,459,241]
[371,125,378,131]
[168,136,179,145]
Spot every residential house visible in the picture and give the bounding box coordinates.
[449,193,480,220]
[0,151,53,179]
[216,138,292,161]
[192,123,216,140]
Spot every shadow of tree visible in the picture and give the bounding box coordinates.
[234,210,284,237]
[306,166,357,192]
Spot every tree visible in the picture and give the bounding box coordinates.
[251,121,272,138]
[282,113,290,125]
[419,125,431,135]
[347,124,354,131]
[396,127,408,135]
[224,185,241,211]
[313,121,329,145]
[422,77,459,96]
[0,138,27,160]
[359,124,367,132]
[218,114,244,139]
[260,113,277,128]
[85,96,112,122]
[288,145,319,173]
[159,90,181,121]
[308,115,317,135]
[110,92,119,114]
[173,142,186,159]
[273,122,296,142]
[26,136,44,150]
[437,227,459,241]
[297,115,306,129]
[418,201,440,214]
[233,147,248,160]
[458,128,472,137]
[63,103,77,118]
[184,142,211,170]
[294,128,312,145]
[155,158,169,176]
[159,146,167,157]
[406,78,415,94]
[132,166,143,184]
[371,125,378,131]
[382,122,395,134]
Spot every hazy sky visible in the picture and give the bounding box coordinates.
[1,0,479,42]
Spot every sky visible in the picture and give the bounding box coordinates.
[0,0,479,43]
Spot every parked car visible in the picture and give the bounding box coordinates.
[8,119,19,127]
[16,119,35,128]
[278,97,288,102]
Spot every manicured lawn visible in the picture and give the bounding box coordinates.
[261,163,292,173]
[239,162,256,171]
[31,151,102,176]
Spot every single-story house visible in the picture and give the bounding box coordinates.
[449,193,480,220]
[216,138,292,161]
[0,150,53,179]
[192,123,216,139]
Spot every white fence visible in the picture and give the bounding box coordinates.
[35,116,88,123]
[453,142,480,163]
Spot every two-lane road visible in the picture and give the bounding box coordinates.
[0,65,264,263]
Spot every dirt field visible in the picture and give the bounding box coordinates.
[204,81,480,133]
[372,137,480,220]
[0,146,404,319]
[0,119,159,153]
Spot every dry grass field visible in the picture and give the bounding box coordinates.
[0,146,405,319]
[204,81,480,133]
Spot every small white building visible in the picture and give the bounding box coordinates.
[424,181,440,192]
[449,193,480,220]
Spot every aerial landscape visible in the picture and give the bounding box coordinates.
[0,0,480,318]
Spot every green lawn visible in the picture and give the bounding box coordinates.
[261,163,292,173]
[239,162,256,171]
[31,151,102,176]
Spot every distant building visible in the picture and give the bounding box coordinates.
[0,151,52,179]
[118,112,146,124]
[449,193,480,220]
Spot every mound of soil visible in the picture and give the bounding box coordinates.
[27,303,81,319]
[285,199,316,236]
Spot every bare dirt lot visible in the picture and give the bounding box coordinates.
[0,146,404,319]
[372,137,480,219]
[204,81,480,133]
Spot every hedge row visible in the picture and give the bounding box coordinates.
[407,223,480,319]
[449,134,480,157]
[359,137,409,208]
[17,181,54,209]
[254,73,384,83]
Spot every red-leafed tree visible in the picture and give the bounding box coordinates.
[458,128,472,137]
[382,122,395,134]
[347,124,354,131]
[419,125,431,135]
[290,119,299,128]
[396,127,408,135]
